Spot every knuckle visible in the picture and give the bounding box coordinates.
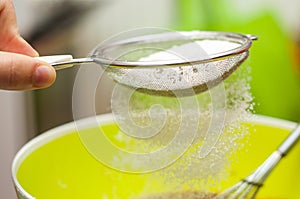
[7,57,18,88]
[0,53,36,90]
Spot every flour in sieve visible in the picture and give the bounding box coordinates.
[111,40,242,91]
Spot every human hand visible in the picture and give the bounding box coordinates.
[0,0,56,90]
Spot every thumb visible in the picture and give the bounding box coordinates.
[0,51,56,90]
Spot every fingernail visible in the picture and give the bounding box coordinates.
[33,65,55,87]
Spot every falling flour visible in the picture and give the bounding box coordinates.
[110,39,254,196]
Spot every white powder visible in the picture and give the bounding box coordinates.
[110,39,253,194]
[139,40,240,62]
[109,40,245,93]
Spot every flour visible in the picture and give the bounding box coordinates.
[139,40,240,62]
[110,38,253,192]
[109,39,245,94]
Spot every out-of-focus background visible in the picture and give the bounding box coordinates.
[1,0,300,198]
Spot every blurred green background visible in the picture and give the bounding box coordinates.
[13,0,300,134]
[176,0,300,122]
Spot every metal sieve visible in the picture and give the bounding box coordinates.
[38,31,257,97]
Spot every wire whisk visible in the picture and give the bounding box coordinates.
[215,123,300,199]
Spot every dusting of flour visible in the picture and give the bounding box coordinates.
[110,40,254,194]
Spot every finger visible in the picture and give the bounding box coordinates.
[0,51,56,90]
[1,33,39,57]
[0,0,38,56]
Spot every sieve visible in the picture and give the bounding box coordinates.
[38,31,257,96]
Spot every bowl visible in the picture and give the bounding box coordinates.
[12,114,300,199]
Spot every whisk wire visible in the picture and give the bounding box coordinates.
[215,123,300,199]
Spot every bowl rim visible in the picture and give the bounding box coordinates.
[11,114,297,199]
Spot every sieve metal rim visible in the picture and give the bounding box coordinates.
[92,31,257,69]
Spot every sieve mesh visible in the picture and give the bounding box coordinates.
[107,52,248,92]
[92,31,254,96]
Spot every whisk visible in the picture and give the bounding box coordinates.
[215,123,300,199]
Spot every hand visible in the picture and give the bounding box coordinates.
[0,0,56,90]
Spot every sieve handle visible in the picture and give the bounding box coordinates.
[36,55,94,70]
